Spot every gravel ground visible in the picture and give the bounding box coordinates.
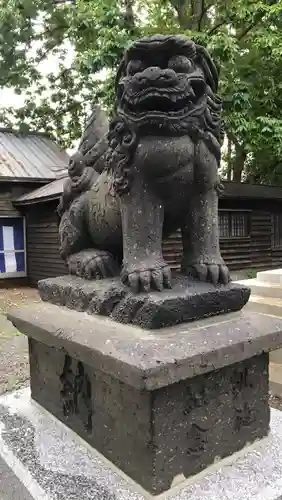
[0,288,40,394]
[269,394,282,411]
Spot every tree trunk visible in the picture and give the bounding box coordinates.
[169,0,212,32]
[170,0,191,30]
[124,0,135,32]
[226,137,232,181]
[232,147,247,182]
[191,0,204,30]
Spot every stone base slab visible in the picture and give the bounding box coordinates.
[1,388,282,500]
[38,274,250,329]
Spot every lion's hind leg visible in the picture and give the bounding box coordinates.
[59,195,118,280]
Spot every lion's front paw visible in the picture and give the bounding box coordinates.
[121,257,172,293]
[191,262,230,285]
[68,249,119,280]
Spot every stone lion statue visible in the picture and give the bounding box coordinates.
[58,34,230,293]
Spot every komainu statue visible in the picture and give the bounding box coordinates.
[58,34,230,294]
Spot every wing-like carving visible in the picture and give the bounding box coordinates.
[78,105,109,156]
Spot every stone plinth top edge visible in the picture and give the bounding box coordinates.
[7,302,282,391]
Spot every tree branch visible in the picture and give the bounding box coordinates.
[237,0,277,40]
[208,20,227,35]
[209,0,277,39]
[226,130,245,152]
[237,19,262,40]
[35,44,58,63]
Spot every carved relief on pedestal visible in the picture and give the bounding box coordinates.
[186,420,210,457]
[183,361,260,458]
[231,366,256,431]
[60,355,93,432]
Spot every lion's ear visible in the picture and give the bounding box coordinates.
[195,44,219,93]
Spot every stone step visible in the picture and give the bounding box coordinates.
[246,295,282,316]
[270,362,282,398]
[257,268,282,284]
[245,297,282,366]
[236,278,282,299]
[245,296,282,395]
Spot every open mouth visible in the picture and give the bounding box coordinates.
[120,78,206,118]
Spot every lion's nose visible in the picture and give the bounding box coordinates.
[136,67,178,87]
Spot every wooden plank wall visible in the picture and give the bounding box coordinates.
[162,205,282,272]
[250,211,272,270]
[25,201,67,285]
[162,232,182,271]
[163,232,256,271]
[0,183,32,217]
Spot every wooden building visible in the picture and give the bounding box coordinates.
[0,129,68,286]
[14,179,282,286]
[14,178,67,285]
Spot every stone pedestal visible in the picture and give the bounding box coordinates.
[8,304,282,495]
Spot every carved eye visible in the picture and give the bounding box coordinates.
[126,60,145,76]
[168,55,193,73]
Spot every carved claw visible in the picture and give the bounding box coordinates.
[68,250,119,280]
[121,258,172,293]
[184,261,230,285]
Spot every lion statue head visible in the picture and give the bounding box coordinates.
[114,35,222,140]
[60,35,224,208]
[105,35,223,194]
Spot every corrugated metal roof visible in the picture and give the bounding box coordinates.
[0,130,68,181]
[15,176,67,205]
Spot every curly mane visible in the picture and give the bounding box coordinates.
[105,117,139,196]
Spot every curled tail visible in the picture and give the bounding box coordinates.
[58,106,109,217]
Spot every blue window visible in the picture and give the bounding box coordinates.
[0,217,26,278]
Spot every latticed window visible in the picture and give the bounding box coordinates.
[219,211,250,239]
[272,214,282,248]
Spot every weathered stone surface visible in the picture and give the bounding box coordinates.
[58,35,232,298]
[28,338,269,494]
[38,275,250,329]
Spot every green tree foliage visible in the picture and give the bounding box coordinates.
[0,0,282,182]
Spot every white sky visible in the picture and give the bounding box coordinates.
[0,38,76,109]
